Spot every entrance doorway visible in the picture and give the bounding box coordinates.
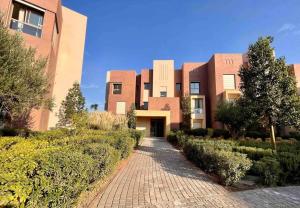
[150,119,164,137]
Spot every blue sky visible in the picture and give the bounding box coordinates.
[62,0,300,110]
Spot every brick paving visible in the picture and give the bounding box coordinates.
[89,137,300,208]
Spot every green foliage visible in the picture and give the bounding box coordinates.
[129,129,145,147]
[0,18,51,129]
[57,82,85,127]
[288,131,300,141]
[183,139,252,186]
[276,152,300,184]
[71,111,89,135]
[166,130,187,148]
[216,101,246,137]
[239,36,300,149]
[233,146,274,161]
[212,129,231,139]
[253,157,281,186]
[244,131,269,140]
[181,95,191,130]
[185,128,208,137]
[127,103,136,129]
[90,104,98,111]
[0,129,135,207]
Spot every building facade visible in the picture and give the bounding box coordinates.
[105,55,300,137]
[0,0,87,130]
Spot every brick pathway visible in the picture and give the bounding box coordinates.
[89,137,300,208]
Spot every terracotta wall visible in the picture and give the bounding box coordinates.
[48,6,87,129]
[148,97,181,129]
[174,70,182,97]
[208,54,244,128]
[106,70,136,114]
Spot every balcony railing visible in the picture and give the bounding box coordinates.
[10,19,42,38]
[192,108,203,114]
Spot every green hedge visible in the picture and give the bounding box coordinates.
[0,129,134,207]
[233,146,274,161]
[185,128,208,137]
[183,139,252,186]
[212,129,231,139]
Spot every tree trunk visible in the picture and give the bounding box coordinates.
[270,124,277,150]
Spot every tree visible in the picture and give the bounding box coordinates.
[215,101,245,138]
[57,82,85,127]
[181,95,191,130]
[239,36,300,149]
[90,104,98,111]
[127,103,136,129]
[0,18,51,129]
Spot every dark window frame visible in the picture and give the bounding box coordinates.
[190,82,200,95]
[10,1,44,38]
[113,83,122,94]
[143,102,149,110]
[144,83,151,90]
[160,91,167,97]
[176,83,182,91]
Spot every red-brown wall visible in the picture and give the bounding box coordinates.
[107,70,136,113]
[148,97,181,129]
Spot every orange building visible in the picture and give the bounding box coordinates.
[0,0,87,130]
[105,57,300,137]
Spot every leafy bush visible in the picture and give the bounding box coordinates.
[289,131,300,141]
[0,128,31,137]
[276,152,300,184]
[244,131,269,139]
[183,139,252,186]
[185,128,208,136]
[166,130,187,148]
[129,129,145,147]
[233,146,274,161]
[253,157,281,186]
[0,129,135,207]
[212,129,230,139]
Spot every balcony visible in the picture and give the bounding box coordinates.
[10,19,42,38]
[191,108,205,119]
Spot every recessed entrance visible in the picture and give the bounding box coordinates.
[150,119,164,137]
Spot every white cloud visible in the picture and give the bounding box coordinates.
[278,23,296,33]
[81,84,100,89]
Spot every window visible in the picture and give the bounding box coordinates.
[194,98,203,109]
[143,102,148,110]
[190,82,200,94]
[223,74,235,89]
[113,83,122,94]
[144,83,151,90]
[10,2,44,37]
[116,102,126,115]
[160,91,167,97]
[176,83,181,91]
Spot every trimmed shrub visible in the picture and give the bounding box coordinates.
[167,131,178,145]
[212,129,230,139]
[253,157,281,186]
[233,146,274,161]
[277,152,300,184]
[129,129,145,147]
[0,128,31,137]
[289,131,300,141]
[183,139,252,186]
[0,129,135,207]
[186,128,208,137]
[245,131,269,140]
